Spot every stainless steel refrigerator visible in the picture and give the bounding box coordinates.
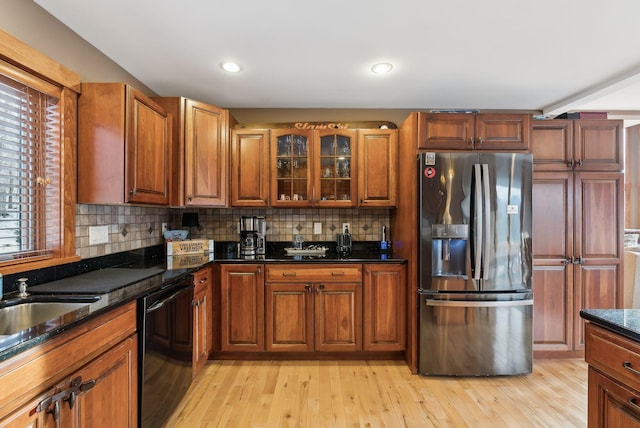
[418,152,533,376]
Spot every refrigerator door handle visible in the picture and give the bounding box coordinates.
[425,299,533,308]
[481,163,491,280]
[473,164,483,280]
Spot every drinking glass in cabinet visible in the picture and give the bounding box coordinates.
[337,159,350,178]
[277,135,291,156]
[292,159,308,178]
[277,159,291,178]
[320,136,336,156]
[293,136,307,156]
[337,136,351,155]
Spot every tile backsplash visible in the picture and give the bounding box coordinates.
[76,205,391,259]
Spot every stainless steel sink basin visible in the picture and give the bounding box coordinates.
[0,301,91,336]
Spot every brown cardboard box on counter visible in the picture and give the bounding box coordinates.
[166,239,214,256]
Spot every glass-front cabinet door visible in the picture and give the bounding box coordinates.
[271,129,313,207]
[315,130,357,207]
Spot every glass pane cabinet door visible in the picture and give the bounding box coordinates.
[317,131,356,206]
[273,131,311,205]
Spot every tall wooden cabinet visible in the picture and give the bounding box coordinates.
[358,129,398,207]
[153,97,229,207]
[532,119,624,355]
[78,83,171,205]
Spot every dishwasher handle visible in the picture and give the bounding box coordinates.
[146,285,192,313]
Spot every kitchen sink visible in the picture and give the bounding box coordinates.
[0,300,91,336]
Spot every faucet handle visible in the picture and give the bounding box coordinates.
[17,278,29,297]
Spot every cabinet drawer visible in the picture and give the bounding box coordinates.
[585,323,640,392]
[265,264,362,283]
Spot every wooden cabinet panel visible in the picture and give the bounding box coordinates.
[588,367,640,428]
[220,264,264,351]
[358,129,397,207]
[265,264,362,283]
[532,120,573,171]
[314,283,362,352]
[184,99,228,206]
[74,335,137,428]
[363,264,406,351]
[532,265,573,351]
[585,324,640,427]
[231,129,270,206]
[265,283,313,352]
[418,113,474,150]
[418,113,530,151]
[193,266,213,376]
[533,172,573,261]
[574,120,624,171]
[576,172,624,261]
[78,83,170,205]
[154,97,229,207]
[475,114,531,150]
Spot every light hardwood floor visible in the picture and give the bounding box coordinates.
[166,359,587,427]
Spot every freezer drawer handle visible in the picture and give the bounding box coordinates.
[623,361,640,377]
[425,299,533,308]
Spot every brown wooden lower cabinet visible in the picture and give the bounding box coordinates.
[585,323,640,427]
[0,302,137,427]
[220,264,265,352]
[220,262,406,356]
[193,266,213,376]
[363,263,406,351]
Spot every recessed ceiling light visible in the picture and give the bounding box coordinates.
[371,63,393,74]
[221,62,241,73]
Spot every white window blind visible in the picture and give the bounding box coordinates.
[0,72,61,262]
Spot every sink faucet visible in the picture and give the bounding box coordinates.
[17,278,29,298]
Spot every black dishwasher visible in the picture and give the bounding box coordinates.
[138,274,194,428]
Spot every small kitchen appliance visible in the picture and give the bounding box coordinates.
[239,216,267,258]
[336,226,352,256]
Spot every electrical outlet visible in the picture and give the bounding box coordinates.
[342,223,351,234]
[88,225,109,245]
[313,222,322,234]
[162,223,168,233]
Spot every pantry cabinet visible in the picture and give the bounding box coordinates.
[153,97,229,207]
[532,119,624,355]
[220,264,265,352]
[78,83,171,205]
[418,112,530,151]
[264,264,363,352]
[230,129,271,206]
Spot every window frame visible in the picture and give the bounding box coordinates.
[0,29,80,274]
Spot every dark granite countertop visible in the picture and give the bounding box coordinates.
[580,309,640,343]
[0,242,405,362]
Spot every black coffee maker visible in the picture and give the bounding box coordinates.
[239,216,266,258]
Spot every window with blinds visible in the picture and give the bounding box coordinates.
[0,72,61,262]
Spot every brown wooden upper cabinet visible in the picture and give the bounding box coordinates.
[231,127,397,208]
[78,83,171,205]
[154,97,229,207]
[358,129,397,207]
[418,112,531,151]
[230,129,270,207]
[532,119,623,172]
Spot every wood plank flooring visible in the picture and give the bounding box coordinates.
[166,359,587,427]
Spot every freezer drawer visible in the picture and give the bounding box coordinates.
[419,294,533,376]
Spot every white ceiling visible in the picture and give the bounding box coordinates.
[34,0,640,123]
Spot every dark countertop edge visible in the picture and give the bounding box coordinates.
[0,252,406,362]
[580,309,640,343]
[0,268,196,363]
